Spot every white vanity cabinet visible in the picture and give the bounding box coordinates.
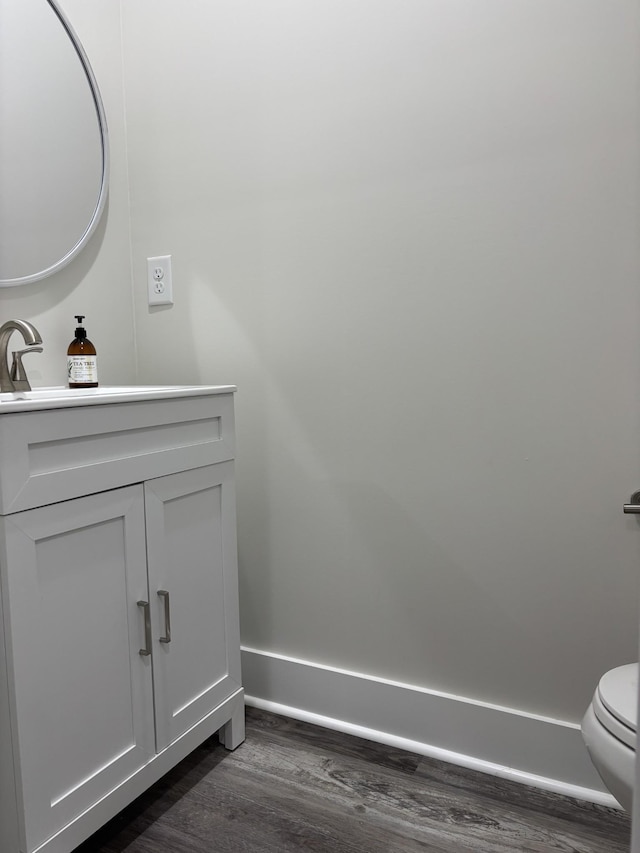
[0,386,244,853]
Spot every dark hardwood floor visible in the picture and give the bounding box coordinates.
[74,707,631,852]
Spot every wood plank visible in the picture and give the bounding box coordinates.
[73,707,631,853]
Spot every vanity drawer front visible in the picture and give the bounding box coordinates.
[0,392,235,514]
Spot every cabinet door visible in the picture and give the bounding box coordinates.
[0,486,155,853]
[145,461,242,751]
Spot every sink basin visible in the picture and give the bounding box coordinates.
[0,384,236,412]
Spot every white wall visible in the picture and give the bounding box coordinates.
[123,0,640,727]
[0,0,136,388]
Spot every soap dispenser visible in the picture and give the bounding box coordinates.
[67,315,98,388]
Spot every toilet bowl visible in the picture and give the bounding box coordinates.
[581,663,637,811]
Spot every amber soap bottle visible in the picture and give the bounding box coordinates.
[67,315,98,388]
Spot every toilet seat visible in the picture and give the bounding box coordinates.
[581,663,637,811]
[593,663,637,750]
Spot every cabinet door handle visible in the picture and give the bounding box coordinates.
[157,590,171,644]
[137,600,152,656]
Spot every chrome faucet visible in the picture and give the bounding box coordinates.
[0,319,43,393]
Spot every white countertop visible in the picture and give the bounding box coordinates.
[0,384,236,413]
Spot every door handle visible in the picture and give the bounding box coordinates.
[623,491,640,513]
[157,590,171,644]
[137,600,152,656]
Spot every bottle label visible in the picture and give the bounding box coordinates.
[68,355,98,384]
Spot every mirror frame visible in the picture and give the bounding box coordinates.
[0,0,110,287]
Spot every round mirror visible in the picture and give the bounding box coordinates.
[0,0,109,286]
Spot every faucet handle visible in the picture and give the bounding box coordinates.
[10,346,43,389]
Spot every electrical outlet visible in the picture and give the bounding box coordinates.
[147,255,173,305]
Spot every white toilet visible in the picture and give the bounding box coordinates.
[581,662,637,811]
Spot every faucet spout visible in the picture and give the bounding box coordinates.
[0,320,43,393]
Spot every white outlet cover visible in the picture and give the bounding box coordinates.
[147,255,173,305]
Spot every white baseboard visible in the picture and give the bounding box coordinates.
[241,647,619,808]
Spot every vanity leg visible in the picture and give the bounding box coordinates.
[219,693,245,750]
